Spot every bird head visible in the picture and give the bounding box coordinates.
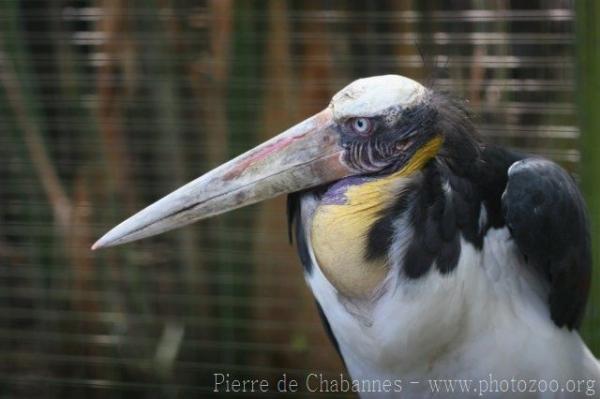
[92,75,476,249]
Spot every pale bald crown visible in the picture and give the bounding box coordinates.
[329,75,427,125]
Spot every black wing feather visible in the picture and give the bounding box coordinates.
[314,300,345,366]
[287,193,312,274]
[502,158,591,329]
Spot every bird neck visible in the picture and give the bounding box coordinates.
[310,138,442,298]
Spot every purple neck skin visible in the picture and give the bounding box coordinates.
[320,176,372,205]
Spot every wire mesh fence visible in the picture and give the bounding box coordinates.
[0,0,589,397]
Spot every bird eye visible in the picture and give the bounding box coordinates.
[349,117,373,136]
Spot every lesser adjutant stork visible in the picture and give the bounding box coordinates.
[94,75,599,397]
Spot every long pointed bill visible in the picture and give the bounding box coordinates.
[92,108,351,250]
